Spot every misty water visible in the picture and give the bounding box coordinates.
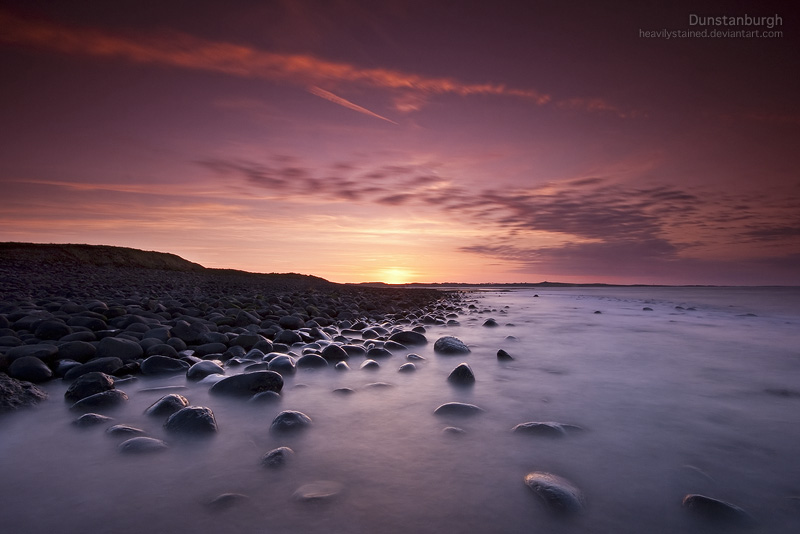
[2,287,799,533]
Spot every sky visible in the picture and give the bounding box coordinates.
[1,0,798,285]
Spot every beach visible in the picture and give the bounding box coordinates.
[1,248,800,533]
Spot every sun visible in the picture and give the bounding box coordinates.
[379,268,413,285]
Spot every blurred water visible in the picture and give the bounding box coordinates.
[1,287,799,533]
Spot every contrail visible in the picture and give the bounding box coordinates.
[308,86,397,124]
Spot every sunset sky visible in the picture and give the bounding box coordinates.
[1,1,798,285]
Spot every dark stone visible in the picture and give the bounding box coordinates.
[270,410,312,432]
[447,363,475,385]
[8,356,53,383]
[64,372,115,402]
[388,330,428,346]
[366,347,392,359]
[497,349,514,361]
[261,446,294,467]
[64,357,125,380]
[207,493,249,511]
[72,412,113,427]
[170,320,209,344]
[57,341,97,363]
[383,341,407,352]
[482,318,499,327]
[433,402,484,416]
[5,344,59,364]
[54,359,82,378]
[524,472,586,516]
[433,336,470,355]
[334,361,350,371]
[682,494,756,525]
[144,393,189,417]
[398,362,416,372]
[0,372,48,411]
[341,345,367,357]
[275,330,302,345]
[145,343,180,359]
[296,354,328,369]
[140,355,190,375]
[186,360,224,381]
[512,422,575,437]
[267,355,296,375]
[193,342,228,358]
[34,319,72,340]
[249,390,281,403]
[320,344,349,361]
[106,424,146,437]
[70,389,129,411]
[360,359,380,370]
[164,406,218,435]
[278,315,306,330]
[118,436,169,454]
[95,336,143,362]
[209,370,284,397]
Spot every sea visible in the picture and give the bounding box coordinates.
[1,286,799,533]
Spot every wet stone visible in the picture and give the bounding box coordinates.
[447,363,475,385]
[72,412,113,427]
[64,372,115,402]
[433,336,470,355]
[524,472,586,516]
[261,446,294,468]
[118,436,169,454]
[270,410,312,433]
[433,402,484,416]
[164,406,218,435]
[70,389,129,412]
[144,393,190,417]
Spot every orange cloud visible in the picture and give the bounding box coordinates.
[0,9,558,111]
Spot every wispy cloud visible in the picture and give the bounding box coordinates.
[0,9,628,118]
[308,86,397,124]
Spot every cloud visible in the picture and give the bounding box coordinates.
[0,8,626,117]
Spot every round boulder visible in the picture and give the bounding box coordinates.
[682,494,756,525]
[144,393,190,417]
[64,371,115,402]
[164,406,218,435]
[320,344,349,362]
[261,446,294,468]
[140,355,190,375]
[95,336,143,362]
[186,360,224,381]
[270,410,312,432]
[70,389,129,412]
[447,363,475,385]
[524,472,586,516]
[8,356,53,383]
[388,331,428,346]
[209,370,284,397]
[118,436,169,454]
[433,402,484,416]
[433,336,471,355]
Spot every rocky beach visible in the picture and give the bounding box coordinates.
[1,243,799,533]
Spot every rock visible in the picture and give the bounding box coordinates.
[186,360,224,381]
[293,481,342,501]
[398,362,416,372]
[95,336,143,362]
[433,402,484,416]
[388,331,428,346]
[0,372,48,411]
[144,394,190,417]
[296,354,328,369]
[106,424,146,437]
[482,318,499,327]
[512,422,575,437]
[383,341,407,352]
[194,342,228,358]
[72,412,113,427]
[360,359,380,370]
[270,410,312,432]
[682,494,756,525]
[497,349,514,361]
[64,372,115,402]
[261,446,294,468]
[118,436,169,454]
[366,347,392,359]
[70,389,129,411]
[275,330,302,345]
[5,344,59,364]
[144,343,180,359]
[63,357,124,380]
[57,341,97,363]
[140,355,190,375]
[341,345,367,358]
[447,363,475,385]
[207,493,249,511]
[164,406,218,435]
[279,315,306,330]
[434,336,470,355]
[8,356,53,383]
[334,361,350,371]
[442,426,465,434]
[209,370,284,397]
[249,390,281,403]
[333,387,355,395]
[267,355,296,375]
[170,320,209,344]
[320,344,349,361]
[524,472,586,516]
[407,353,425,361]
[34,319,72,340]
